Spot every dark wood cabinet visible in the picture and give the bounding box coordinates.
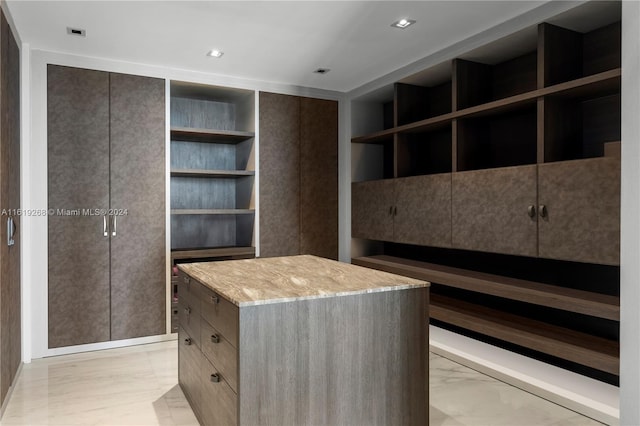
[351,3,621,383]
[259,92,338,259]
[352,174,451,248]
[0,8,20,405]
[452,166,538,257]
[538,157,620,265]
[48,65,166,348]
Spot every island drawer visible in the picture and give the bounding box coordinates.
[200,355,238,426]
[177,270,203,311]
[178,326,202,417]
[201,286,239,348]
[201,320,238,393]
[178,299,201,348]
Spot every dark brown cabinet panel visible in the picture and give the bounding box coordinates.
[48,66,166,348]
[351,179,394,242]
[109,73,166,340]
[394,174,452,248]
[259,92,300,257]
[452,166,538,257]
[259,92,338,259]
[0,9,21,405]
[300,97,338,259]
[538,158,620,265]
[47,65,111,348]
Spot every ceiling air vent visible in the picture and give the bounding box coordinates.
[66,27,86,37]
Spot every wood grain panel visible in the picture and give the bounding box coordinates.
[47,65,111,348]
[109,73,166,340]
[200,355,238,426]
[178,327,203,420]
[452,165,538,257]
[538,23,582,87]
[393,174,452,248]
[259,92,300,257]
[300,97,338,259]
[351,179,394,242]
[200,287,239,348]
[238,288,428,426]
[0,10,20,404]
[538,158,620,265]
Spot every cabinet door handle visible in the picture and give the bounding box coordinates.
[7,217,14,246]
[210,373,221,383]
[111,215,117,237]
[210,295,219,304]
[184,338,192,345]
[527,205,536,218]
[389,206,393,215]
[211,334,220,343]
[103,215,108,237]
[539,205,548,218]
[393,206,397,216]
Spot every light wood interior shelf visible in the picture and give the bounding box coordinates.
[171,246,255,261]
[352,255,620,321]
[171,209,254,215]
[430,294,619,375]
[170,169,255,178]
[171,126,255,143]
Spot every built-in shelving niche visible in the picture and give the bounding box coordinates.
[170,82,255,256]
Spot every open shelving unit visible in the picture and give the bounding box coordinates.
[351,1,621,384]
[170,81,256,262]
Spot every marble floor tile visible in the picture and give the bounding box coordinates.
[0,341,603,425]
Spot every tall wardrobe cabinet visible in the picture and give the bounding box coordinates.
[47,65,166,348]
[0,7,21,406]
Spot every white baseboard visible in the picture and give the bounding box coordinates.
[430,325,619,425]
[39,333,177,358]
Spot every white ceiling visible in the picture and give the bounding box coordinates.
[6,1,549,92]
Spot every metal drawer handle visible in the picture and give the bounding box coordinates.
[211,334,220,343]
[184,307,191,315]
[539,205,548,218]
[210,373,221,383]
[527,205,536,218]
[183,276,190,284]
[184,338,192,346]
[210,295,219,304]
[103,215,108,237]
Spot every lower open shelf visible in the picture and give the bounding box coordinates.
[171,246,255,261]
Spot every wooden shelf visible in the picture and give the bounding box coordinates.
[171,126,255,143]
[171,209,255,215]
[171,246,255,261]
[352,255,619,321]
[351,68,621,141]
[170,169,255,178]
[430,294,619,375]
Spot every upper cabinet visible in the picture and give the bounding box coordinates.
[351,4,621,266]
[170,82,255,258]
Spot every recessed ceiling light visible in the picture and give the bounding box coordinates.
[314,68,330,74]
[391,18,416,29]
[207,49,224,58]
[66,27,86,37]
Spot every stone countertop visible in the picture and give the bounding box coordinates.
[178,255,429,307]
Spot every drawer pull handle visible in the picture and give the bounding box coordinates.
[210,373,221,383]
[184,307,191,315]
[210,295,220,304]
[183,276,190,284]
[211,334,220,343]
[184,338,192,346]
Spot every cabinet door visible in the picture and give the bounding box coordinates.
[110,73,166,340]
[259,92,300,257]
[300,97,338,259]
[47,65,111,348]
[394,174,452,248]
[351,180,394,242]
[452,165,538,257]
[0,10,20,403]
[538,158,620,265]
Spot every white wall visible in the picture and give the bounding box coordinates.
[620,2,640,425]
